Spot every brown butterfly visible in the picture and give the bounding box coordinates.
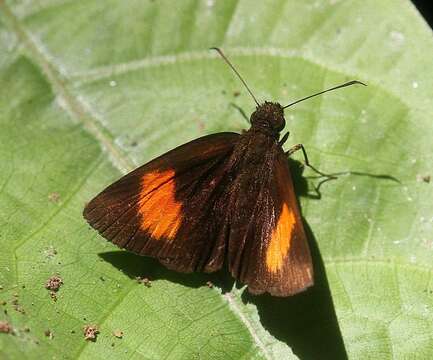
[83,48,365,296]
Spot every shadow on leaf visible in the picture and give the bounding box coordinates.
[242,220,347,360]
[98,251,235,294]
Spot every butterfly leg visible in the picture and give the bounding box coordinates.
[279,131,290,146]
[286,143,336,178]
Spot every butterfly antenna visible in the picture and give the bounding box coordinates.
[211,47,260,106]
[283,80,367,109]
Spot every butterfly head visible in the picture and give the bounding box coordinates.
[250,101,285,133]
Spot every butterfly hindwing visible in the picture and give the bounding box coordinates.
[83,132,240,273]
[226,135,313,296]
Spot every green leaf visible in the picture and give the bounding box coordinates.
[0,0,432,359]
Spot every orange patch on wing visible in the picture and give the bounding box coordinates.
[266,203,296,272]
[137,169,182,240]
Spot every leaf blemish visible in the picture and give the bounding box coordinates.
[45,275,63,292]
[0,320,12,334]
[83,325,99,342]
[48,192,61,203]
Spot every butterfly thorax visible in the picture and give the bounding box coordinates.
[250,102,285,137]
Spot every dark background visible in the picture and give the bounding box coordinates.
[413,0,433,28]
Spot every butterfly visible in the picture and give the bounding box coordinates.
[83,48,365,296]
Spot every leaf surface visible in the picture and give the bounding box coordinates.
[0,1,432,359]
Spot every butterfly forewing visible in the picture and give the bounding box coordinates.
[83,132,239,272]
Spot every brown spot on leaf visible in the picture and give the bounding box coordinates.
[9,295,25,314]
[45,275,63,292]
[83,325,99,341]
[44,329,54,339]
[0,321,12,334]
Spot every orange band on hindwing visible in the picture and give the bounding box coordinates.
[266,203,295,272]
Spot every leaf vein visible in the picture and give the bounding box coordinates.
[0,1,134,173]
